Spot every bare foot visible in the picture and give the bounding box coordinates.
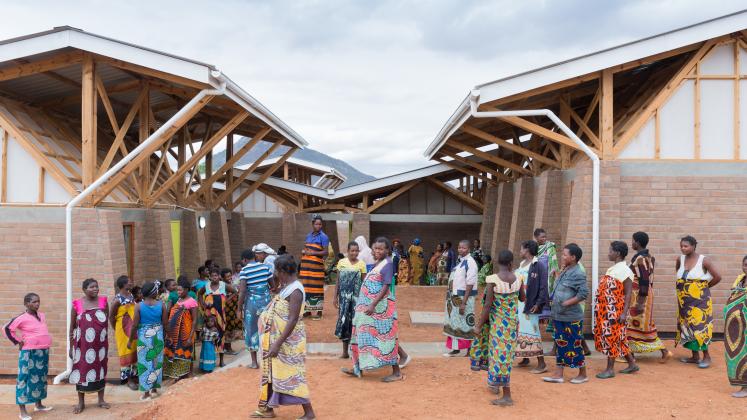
[488,385,499,394]
[73,404,85,414]
[517,358,529,367]
[98,401,111,409]
[679,356,699,364]
[491,397,514,407]
[339,354,350,359]
[247,362,259,369]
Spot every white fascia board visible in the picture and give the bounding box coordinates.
[0,30,69,62]
[424,95,470,159]
[476,10,747,105]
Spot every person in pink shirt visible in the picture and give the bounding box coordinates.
[3,293,54,420]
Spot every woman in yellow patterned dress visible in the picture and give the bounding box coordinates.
[675,235,722,369]
[252,255,315,419]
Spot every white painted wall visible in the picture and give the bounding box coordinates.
[1,133,71,203]
[232,187,282,214]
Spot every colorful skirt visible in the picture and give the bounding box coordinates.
[16,349,48,405]
[245,289,272,351]
[136,324,164,391]
[300,243,326,312]
[724,286,747,386]
[70,308,108,393]
[164,304,194,379]
[225,292,243,339]
[593,275,630,358]
[114,302,137,381]
[335,269,363,341]
[676,278,713,351]
[204,294,226,353]
[443,277,477,348]
[351,276,398,374]
[553,320,585,368]
[515,298,542,358]
[200,341,217,372]
[487,292,519,387]
[627,281,665,353]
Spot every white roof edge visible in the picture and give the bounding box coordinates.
[256,156,344,180]
[0,27,307,149]
[424,10,747,159]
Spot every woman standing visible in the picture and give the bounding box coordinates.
[725,255,747,398]
[474,250,524,407]
[427,243,443,286]
[164,277,198,381]
[676,235,721,369]
[299,215,330,319]
[393,240,411,286]
[69,278,110,414]
[221,267,241,355]
[3,293,54,420]
[515,241,547,373]
[109,275,138,390]
[593,241,638,379]
[343,237,402,382]
[408,238,425,285]
[334,241,367,359]
[200,267,237,369]
[127,282,167,400]
[627,232,671,361]
[252,255,316,419]
[436,244,450,286]
[239,249,274,369]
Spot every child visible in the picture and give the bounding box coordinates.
[164,277,198,381]
[128,281,167,400]
[109,275,138,390]
[725,255,747,398]
[252,255,315,419]
[478,255,493,287]
[222,267,241,355]
[3,293,54,420]
[200,315,219,373]
[474,250,524,407]
[543,243,589,385]
[334,241,367,359]
[131,286,143,303]
[159,279,176,304]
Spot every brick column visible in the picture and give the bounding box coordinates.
[479,184,498,254]
[490,182,514,258]
[228,212,247,263]
[351,213,370,243]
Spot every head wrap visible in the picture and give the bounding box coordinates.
[354,235,374,265]
[413,238,421,245]
[252,243,276,255]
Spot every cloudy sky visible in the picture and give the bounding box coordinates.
[1,1,744,175]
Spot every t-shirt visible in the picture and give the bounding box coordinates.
[193,279,208,292]
[240,261,273,289]
[452,254,478,294]
[204,281,227,296]
[3,312,52,350]
[337,258,367,275]
[370,257,394,285]
[305,231,330,248]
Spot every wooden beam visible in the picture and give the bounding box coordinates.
[95,75,119,133]
[654,110,661,158]
[434,157,498,186]
[257,185,300,212]
[440,150,511,182]
[613,39,717,156]
[425,178,484,213]
[214,141,285,207]
[94,94,214,205]
[365,179,420,214]
[37,167,45,203]
[98,86,148,176]
[228,148,295,211]
[481,108,583,151]
[186,126,271,205]
[148,110,249,206]
[1,130,7,202]
[446,141,531,175]
[138,82,151,201]
[81,55,97,194]
[560,96,601,150]
[0,51,83,82]
[460,124,561,168]
[599,69,614,159]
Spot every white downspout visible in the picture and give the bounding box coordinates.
[467,89,600,329]
[53,84,225,384]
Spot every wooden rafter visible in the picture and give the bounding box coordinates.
[214,141,285,207]
[1,130,7,201]
[0,51,83,82]
[599,69,614,159]
[98,86,148,176]
[484,108,584,151]
[227,148,295,211]
[81,54,97,192]
[257,185,300,212]
[92,54,208,90]
[365,179,420,214]
[460,125,561,169]
[439,150,511,182]
[425,178,484,213]
[147,110,250,206]
[446,141,531,175]
[434,157,498,186]
[559,96,601,150]
[612,38,718,156]
[186,126,271,205]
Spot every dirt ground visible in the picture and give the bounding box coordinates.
[305,285,447,343]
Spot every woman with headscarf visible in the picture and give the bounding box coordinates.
[408,238,425,285]
[354,236,375,268]
[299,215,330,319]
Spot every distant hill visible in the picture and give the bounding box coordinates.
[213,137,375,187]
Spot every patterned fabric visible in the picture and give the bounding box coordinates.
[627,251,665,353]
[469,313,490,371]
[350,260,399,374]
[593,262,633,357]
[334,267,363,341]
[538,242,559,296]
[69,297,108,393]
[515,260,543,358]
[443,273,477,347]
[164,299,195,379]
[200,329,219,372]
[725,274,747,387]
[258,290,309,409]
[397,257,412,286]
[553,320,585,368]
[244,288,272,351]
[436,254,450,286]
[408,245,425,285]
[477,263,492,287]
[676,255,713,351]
[114,294,136,373]
[203,287,226,353]
[136,324,164,391]
[300,242,326,312]
[488,288,519,387]
[225,290,243,339]
[16,349,48,405]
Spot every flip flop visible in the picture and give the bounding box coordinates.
[698,360,711,369]
[491,399,514,407]
[542,377,564,383]
[34,406,53,412]
[19,415,32,420]
[570,377,589,384]
[250,409,277,418]
[620,365,640,374]
[679,357,699,364]
[381,374,404,383]
[595,371,615,379]
[530,367,548,374]
[399,354,412,369]
[341,367,360,378]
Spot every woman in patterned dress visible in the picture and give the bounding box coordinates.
[724,255,747,398]
[676,235,722,369]
[68,278,110,414]
[299,215,330,319]
[109,275,138,390]
[593,241,638,379]
[473,250,524,407]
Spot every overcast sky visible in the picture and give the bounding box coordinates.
[1,1,744,176]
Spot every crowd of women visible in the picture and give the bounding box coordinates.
[3,214,747,418]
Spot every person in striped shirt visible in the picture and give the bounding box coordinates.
[239,249,276,369]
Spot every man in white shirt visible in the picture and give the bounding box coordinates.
[443,239,479,356]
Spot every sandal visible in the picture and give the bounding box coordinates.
[679,357,699,364]
[34,406,53,412]
[530,367,548,374]
[542,377,564,383]
[620,365,640,374]
[19,415,32,420]
[250,409,277,418]
[381,374,404,382]
[595,371,615,379]
[698,359,711,369]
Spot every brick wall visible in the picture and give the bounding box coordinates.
[479,184,498,253]
[227,212,247,264]
[180,210,201,279]
[351,213,370,244]
[245,216,284,255]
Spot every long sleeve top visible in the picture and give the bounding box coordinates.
[3,312,52,350]
[550,264,589,322]
[524,258,549,313]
